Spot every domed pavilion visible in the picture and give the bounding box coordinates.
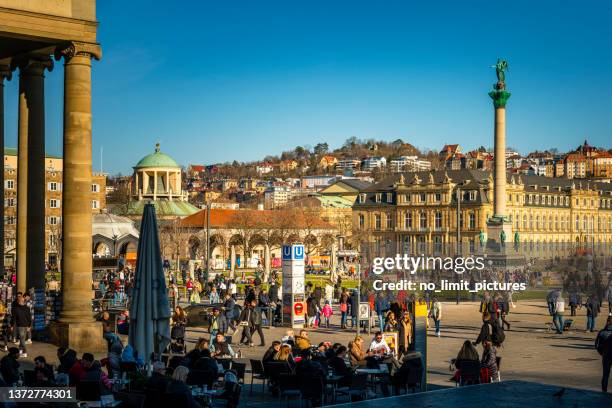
[125,143,200,219]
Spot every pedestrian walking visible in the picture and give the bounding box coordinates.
[553,294,565,334]
[11,296,31,357]
[586,294,600,333]
[375,292,390,333]
[430,297,442,337]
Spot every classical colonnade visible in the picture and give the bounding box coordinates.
[0,41,104,348]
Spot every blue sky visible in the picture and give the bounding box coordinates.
[3,1,611,174]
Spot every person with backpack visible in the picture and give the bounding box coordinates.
[595,316,612,392]
[474,312,505,347]
[586,294,601,333]
[553,294,566,334]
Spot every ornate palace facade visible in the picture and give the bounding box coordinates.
[353,169,612,258]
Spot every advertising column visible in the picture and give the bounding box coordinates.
[281,244,305,328]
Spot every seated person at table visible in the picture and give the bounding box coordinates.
[193,349,220,374]
[314,342,331,360]
[72,353,112,393]
[369,331,391,356]
[328,346,351,377]
[349,336,373,367]
[210,332,235,359]
[165,366,203,408]
[295,349,326,406]
[56,347,77,374]
[262,341,281,363]
[274,344,296,369]
[295,330,311,351]
[281,329,295,346]
[185,338,209,368]
[34,356,56,383]
[452,340,480,381]
[146,361,171,391]
[35,367,55,387]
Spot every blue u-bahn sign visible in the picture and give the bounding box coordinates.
[282,244,304,260]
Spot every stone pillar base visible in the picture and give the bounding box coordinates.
[49,321,107,352]
[486,218,513,245]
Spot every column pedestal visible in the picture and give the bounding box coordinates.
[49,321,106,351]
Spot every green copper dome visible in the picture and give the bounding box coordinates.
[134,143,180,169]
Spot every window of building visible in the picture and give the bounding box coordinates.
[523,214,527,230]
[5,180,14,190]
[434,236,442,254]
[528,195,533,204]
[435,211,442,229]
[420,212,427,229]
[5,216,16,225]
[49,199,60,208]
[434,193,441,202]
[469,191,477,201]
[404,194,410,203]
[375,214,381,230]
[405,212,412,229]
[6,198,15,207]
[49,182,59,191]
[469,213,476,229]
[92,200,99,209]
[49,216,60,225]
[419,193,426,203]
[359,214,365,229]
[375,193,382,203]
[553,196,557,205]
[358,193,366,203]
[575,216,580,230]
[92,184,100,193]
[386,214,393,229]
[534,195,539,205]
[386,193,393,203]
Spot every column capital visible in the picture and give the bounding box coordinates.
[11,56,53,76]
[55,41,102,61]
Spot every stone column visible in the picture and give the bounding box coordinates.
[15,57,52,293]
[153,170,157,200]
[230,245,236,278]
[493,106,507,218]
[0,65,11,281]
[16,57,53,293]
[51,42,105,351]
[264,243,271,280]
[486,70,513,245]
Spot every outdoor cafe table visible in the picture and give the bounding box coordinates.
[356,366,389,394]
[192,386,223,405]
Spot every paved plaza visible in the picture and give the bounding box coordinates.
[11,299,609,405]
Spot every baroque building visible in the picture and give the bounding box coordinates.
[352,169,612,259]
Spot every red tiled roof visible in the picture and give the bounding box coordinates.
[179,208,333,230]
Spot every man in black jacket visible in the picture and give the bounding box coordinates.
[12,296,31,357]
[251,300,266,347]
